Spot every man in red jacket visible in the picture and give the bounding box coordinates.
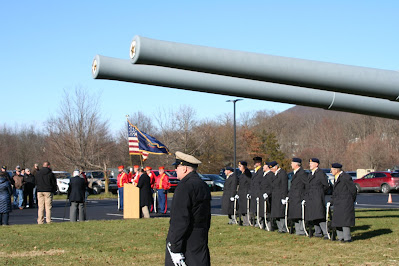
[155,166,171,214]
[117,165,129,211]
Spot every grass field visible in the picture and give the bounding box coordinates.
[0,208,398,265]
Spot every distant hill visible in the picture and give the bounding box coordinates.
[279,105,360,119]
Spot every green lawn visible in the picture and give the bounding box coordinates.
[0,209,398,265]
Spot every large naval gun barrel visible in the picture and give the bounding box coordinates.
[130,36,399,101]
[92,54,399,120]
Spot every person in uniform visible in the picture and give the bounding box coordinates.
[221,166,238,224]
[259,162,273,230]
[165,151,211,266]
[287,158,307,235]
[155,166,171,214]
[304,158,330,238]
[144,166,156,212]
[116,165,129,211]
[236,161,252,226]
[330,163,357,242]
[269,161,289,233]
[249,156,263,227]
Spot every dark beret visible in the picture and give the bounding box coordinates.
[292,157,302,163]
[331,163,342,168]
[310,158,320,164]
[238,161,247,166]
[268,161,278,168]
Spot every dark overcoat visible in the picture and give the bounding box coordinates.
[221,173,238,215]
[165,171,211,266]
[249,167,263,213]
[304,168,329,221]
[331,172,357,227]
[287,167,307,219]
[68,176,86,203]
[258,171,273,217]
[270,169,288,218]
[0,176,12,213]
[237,169,252,215]
[137,173,153,208]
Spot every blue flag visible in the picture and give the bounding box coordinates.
[128,121,170,155]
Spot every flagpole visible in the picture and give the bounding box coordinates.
[139,153,144,169]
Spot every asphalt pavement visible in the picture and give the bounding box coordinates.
[8,192,399,225]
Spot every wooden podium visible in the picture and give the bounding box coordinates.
[123,183,140,219]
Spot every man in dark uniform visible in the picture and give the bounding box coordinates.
[259,162,273,230]
[269,161,289,233]
[249,156,263,227]
[165,151,211,266]
[236,161,252,226]
[135,168,152,218]
[221,166,238,224]
[304,158,330,238]
[330,163,357,242]
[287,158,307,235]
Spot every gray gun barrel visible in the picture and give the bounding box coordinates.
[93,55,399,120]
[130,35,399,101]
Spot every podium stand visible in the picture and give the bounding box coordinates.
[123,183,140,219]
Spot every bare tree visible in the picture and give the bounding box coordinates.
[45,88,114,174]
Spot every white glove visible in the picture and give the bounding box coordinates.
[326,202,331,208]
[281,199,287,205]
[256,197,259,202]
[301,200,306,206]
[263,193,268,199]
[235,195,239,199]
[247,194,251,199]
[230,197,234,202]
[167,243,186,266]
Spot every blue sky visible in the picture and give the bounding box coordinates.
[1,1,398,133]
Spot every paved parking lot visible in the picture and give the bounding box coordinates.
[8,193,399,225]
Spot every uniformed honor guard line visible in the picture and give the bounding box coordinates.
[130,35,399,101]
[92,55,399,120]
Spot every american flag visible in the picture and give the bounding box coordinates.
[128,121,149,160]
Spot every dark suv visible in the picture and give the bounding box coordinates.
[354,171,399,194]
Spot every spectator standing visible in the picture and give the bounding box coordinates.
[13,168,24,210]
[1,166,12,184]
[32,163,40,205]
[68,170,87,222]
[0,172,12,225]
[35,161,57,224]
[23,168,36,208]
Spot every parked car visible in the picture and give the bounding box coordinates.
[85,170,118,194]
[198,173,215,190]
[346,171,357,180]
[53,171,71,194]
[354,171,399,194]
[203,174,225,191]
[165,170,179,192]
[152,170,178,192]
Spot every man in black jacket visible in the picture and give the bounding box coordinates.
[304,158,330,238]
[221,166,238,224]
[237,161,252,226]
[35,161,56,224]
[330,163,357,242]
[287,158,307,235]
[269,161,289,233]
[68,170,86,222]
[135,169,152,218]
[165,151,211,266]
[23,168,35,208]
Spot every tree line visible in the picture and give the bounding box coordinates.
[1,88,398,175]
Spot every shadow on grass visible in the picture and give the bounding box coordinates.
[352,225,371,231]
[353,228,392,240]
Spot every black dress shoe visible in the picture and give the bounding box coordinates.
[344,240,352,243]
[323,236,330,240]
